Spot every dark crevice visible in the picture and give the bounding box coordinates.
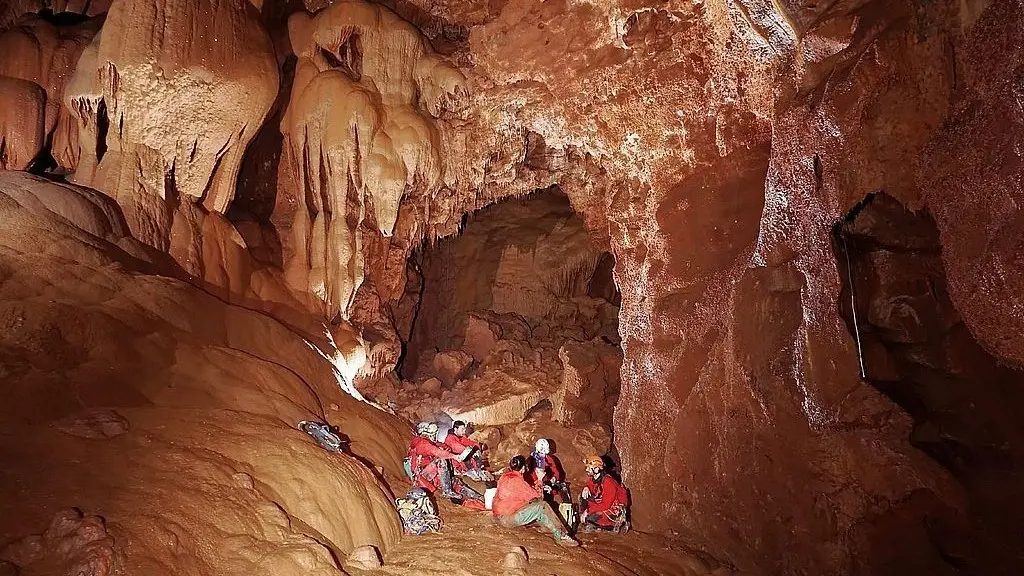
[95,100,109,161]
[833,191,1024,573]
[34,8,91,26]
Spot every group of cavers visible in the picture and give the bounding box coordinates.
[395,419,630,547]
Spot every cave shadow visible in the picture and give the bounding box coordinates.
[398,186,623,378]
[227,0,309,270]
[832,191,1024,575]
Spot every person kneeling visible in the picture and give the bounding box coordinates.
[580,455,629,533]
[443,420,492,482]
[493,456,578,547]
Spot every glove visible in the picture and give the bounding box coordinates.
[580,487,591,499]
[458,447,473,461]
[542,484,553,494]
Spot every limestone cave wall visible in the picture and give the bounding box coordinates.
[1,0,1023,574]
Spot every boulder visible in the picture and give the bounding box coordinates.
[432,350,474,387]
[469,426,502,451]
[0,509,115,576]
[552,340,621,427]
[441,368,554,426]
[53,410,130,440]
[463,313,501,362]
[345,545,382,570]
[420,377,443,395]
[501,546,529,575]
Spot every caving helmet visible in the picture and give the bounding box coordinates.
[534,438,551,455]
[583,455,604,475]
[416,421,438,438]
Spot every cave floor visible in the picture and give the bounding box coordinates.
[365,496,719,576]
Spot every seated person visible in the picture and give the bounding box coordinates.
[395,487,442,535]
[443,420,492,481]
[527,438,568,502]
[492,456,578,547]
[408,422,483,505]
[579,455,629,532]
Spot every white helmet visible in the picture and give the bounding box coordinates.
[534,438,550,455]
[416,422,438,437]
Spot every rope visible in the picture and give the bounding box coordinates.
[840,226,867,379]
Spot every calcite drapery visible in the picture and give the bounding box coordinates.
[277,0,466,319]
[64,0,278,265]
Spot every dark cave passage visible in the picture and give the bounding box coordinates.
[833,192,1024,573]
[401,187,621,379]
[374,187,625,487]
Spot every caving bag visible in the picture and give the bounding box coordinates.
[298,420,344,453]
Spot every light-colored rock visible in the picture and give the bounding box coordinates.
[64,0,278,289]
[275,0,465,319]
[53,409,129,439]
[421,377,443,395]
[345,545,382,570]
[441,368,552,426]
[501,546,529,575]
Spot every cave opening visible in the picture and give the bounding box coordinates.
[388,186,624,482]
[833,192,1024,571]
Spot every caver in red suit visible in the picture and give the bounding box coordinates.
[581,471,628,530]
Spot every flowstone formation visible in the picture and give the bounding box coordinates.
[63,0,279,290]
[276,0,466,319]
[0,12,101,170]
[0,172,407,574]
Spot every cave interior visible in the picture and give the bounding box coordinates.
[0,0,1022,575]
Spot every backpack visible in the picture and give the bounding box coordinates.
[395,496,443,535]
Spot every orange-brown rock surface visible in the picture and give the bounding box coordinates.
[1,0,1023,574]
[0,75,45,169]
[0,13,102,169]
[0,171,406,574]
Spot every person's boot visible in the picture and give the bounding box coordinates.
[556,534,580,547]
[438,461,462,500]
